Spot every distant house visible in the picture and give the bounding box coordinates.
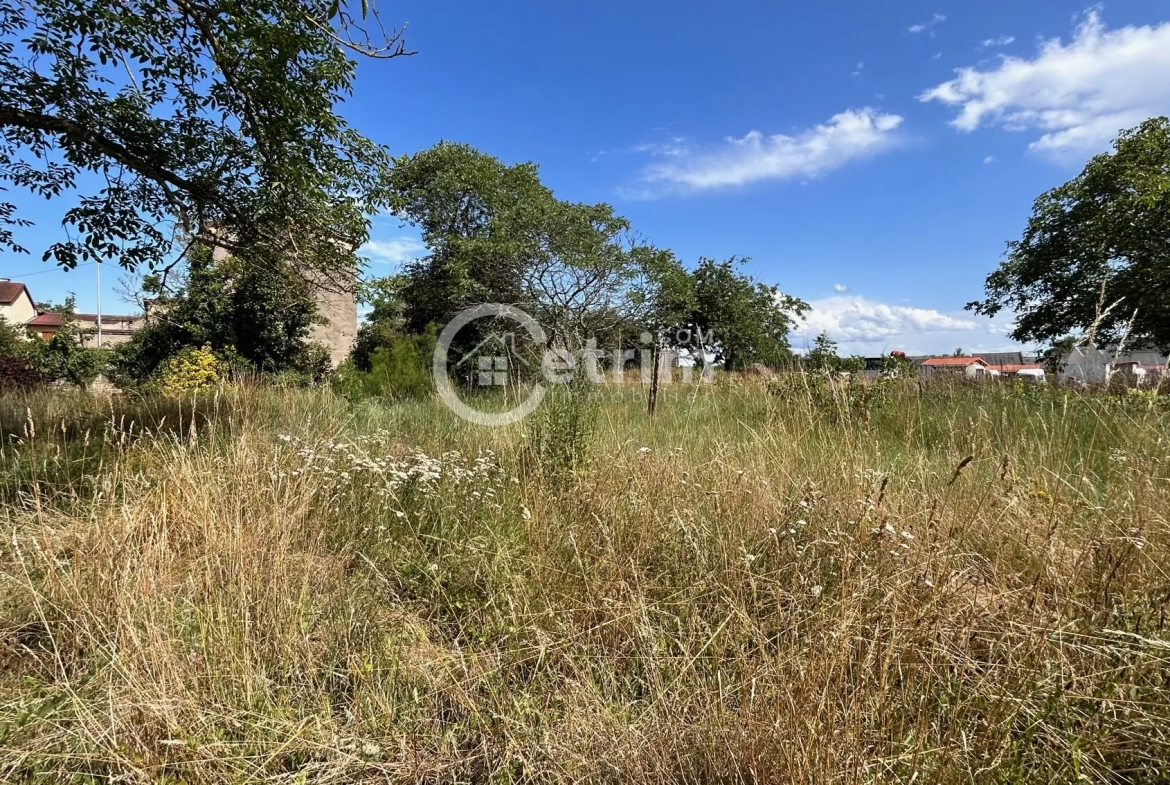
[977,351,1025,372]
[0,281,37,326]
[25,311,67,339]
[0,278,144,347]
[1059,345,1169,384]
[76,313,144,346]
[995,363,1045,377]
[921,356,993,378]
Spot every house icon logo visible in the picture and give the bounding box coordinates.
[455,331,533,388]
[433,304,547,426]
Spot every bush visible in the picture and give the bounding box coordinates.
[3,315,105,390]
[525,375,598,477]
[153,345,224,396]
[333,328,435,400]
[0,355,46,392]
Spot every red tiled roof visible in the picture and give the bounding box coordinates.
[922,356,988,367]
[27,312,66,327]
[0,281,31,305]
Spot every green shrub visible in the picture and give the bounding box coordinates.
[4,315,105,390]
[0,356,46,392]
[153,344,224,396]
[333,328,435,400]
[525,376,598,477]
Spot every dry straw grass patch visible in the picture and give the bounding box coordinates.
[0,383,1168,783]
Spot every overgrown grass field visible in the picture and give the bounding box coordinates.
[1,380,1168,783]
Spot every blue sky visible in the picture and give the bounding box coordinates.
[5,0,1170,354]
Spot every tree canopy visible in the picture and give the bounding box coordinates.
[108,244,329,385]
[0,0,408,278]
[688,257,808,371]
[373,142,807,374]
[969,117,1170,351]
[387,142,647,352]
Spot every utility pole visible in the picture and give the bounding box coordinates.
[647,332,661,418]
[95,260,102,347]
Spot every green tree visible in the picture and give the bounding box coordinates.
[388,143,536,340]
[806,332,841,373]
[0,316,47,390]
[109,244,327,385]
[351,276,408,372]
[388,142,651,361]
[805,331,863,374]
[334,327,436,400]
[690,257,808,371]
[29,325,105,389]
[13,297,107,388]
[631,246,696,336]
[0,0,407,278]
[0,315,24,357]
[969,117,1170,351]
[386,144,808,374]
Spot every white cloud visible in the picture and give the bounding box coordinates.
[852,61,864,78]
[983,155,996,164]
[979,35,1015,48]
[833,283,849,293]
[920,10,1170,154]
[637,108,903,194]
[360,237,427,265]
[790,294,1021,355]
[909,14,946,34]
[633,137,691,157]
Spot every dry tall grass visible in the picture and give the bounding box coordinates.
[0,381,1167,783]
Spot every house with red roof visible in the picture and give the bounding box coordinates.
[920,356,994,379]
[0,281,37,327]
[0,279,144,347]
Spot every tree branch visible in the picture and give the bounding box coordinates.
[0,105,216,203]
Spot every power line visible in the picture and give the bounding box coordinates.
[1,262,97,279]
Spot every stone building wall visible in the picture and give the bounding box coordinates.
[310,283,357,368]
[209,240,356,368]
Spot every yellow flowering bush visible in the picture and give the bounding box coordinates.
[155,345,224,396]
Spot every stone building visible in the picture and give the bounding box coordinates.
[306,275,358,368]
